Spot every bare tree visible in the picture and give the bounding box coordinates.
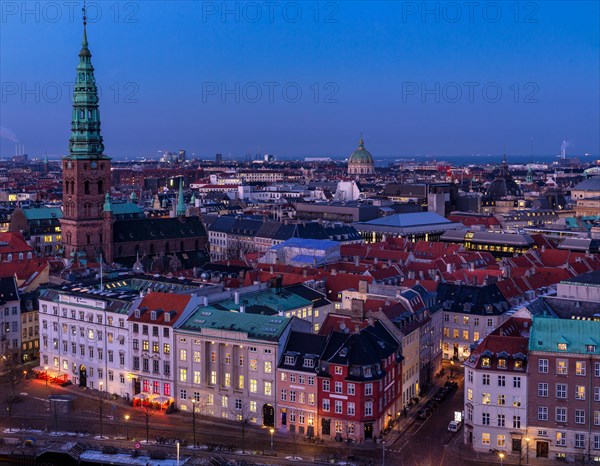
[93,392,108,438]
[230,400,254,453]
[190,396,210,448]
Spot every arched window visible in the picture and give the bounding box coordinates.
[70,181,75,193]
[84,180,90,194]
[64,181,69,194]
[98,180,103,195]
[86,234,91,245]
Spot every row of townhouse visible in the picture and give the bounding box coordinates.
[0,276,22,365]
[464,315,600,464]
[277,318,403,442]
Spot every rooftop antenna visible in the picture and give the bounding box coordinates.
[99,253,103,291]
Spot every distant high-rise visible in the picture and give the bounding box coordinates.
[215,153,223,163]
[178,149,186,163]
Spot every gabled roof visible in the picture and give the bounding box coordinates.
[279,331,328,371]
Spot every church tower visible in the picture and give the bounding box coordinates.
[60,8,112,264]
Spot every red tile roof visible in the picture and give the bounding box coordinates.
[127,292,192,326]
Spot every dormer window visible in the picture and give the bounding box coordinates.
[284,355,296,366]
[481,357,491,368]
[514,360,523,370]
[134,309,140,318]
[164,313,171,323]
[364,366,372,377]
[150,311,157,321]
[303,358,315,368]
[586,345,597,353]
[497,359,507,369]
[557,343,567,351]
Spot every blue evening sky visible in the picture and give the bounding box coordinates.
[1,1,598,160]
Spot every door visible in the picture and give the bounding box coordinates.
[79,365,87,387]
[322,419,330,436]
[281,409,287,426]
[262,404,274,427]
[453,344,459,360]
[364,422,373,440]
[536,441,548,458]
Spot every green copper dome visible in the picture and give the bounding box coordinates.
[348,136,374,164]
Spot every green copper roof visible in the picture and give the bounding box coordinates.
[349,136,374,164]
[529,316,600,354]
[23,207,63,220]
[103,192,112,212]
[66,14,108,161]
[176,178,185,216]
[111,202,143,215]
[179,306,292,341]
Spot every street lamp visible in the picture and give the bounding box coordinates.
[382,440,386,466]
[124,414,130,440]
[99,381,103,398]
[525,437,531,465]
[269,427,275,453]
[499,452,505,466]
[176,440,180,466]
[191,400,197,448]
[450,360,455,378]
[44,366,49,386]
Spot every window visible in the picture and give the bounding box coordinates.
[180,389,187,400]
[335,366,342,375]
[482,393,491,405]
[576,385,585,400]
[290,391,296,402]
[482,374,490,385]
[575,433,585,449]
[210,371,217,385]
[347,383,355,395]
[308,376,315,386]
[281,390,287,401]
[557,342,567,351]
[473,331,480,341]
[497,359,506,369]
[323,380,330,392]
[596,362,600,377]
[498,375,506,387]
[453,329,459,339]
[193,371,201,384]
[481,357,490,368]
[224,353,231,364]
[595,411,600,426]
[538,406,548,421]
[482,413,490,425]
[365,383,372,396]
[323,399,330,411]
[594,435,600,450]
[497,394,505,406]
[513,376,521,389]
[556,383,567,399]
[163,344,170,354]
[575,409,585,424]
[264,382,272,396]
[482,433,490,446]
[193,351,201,363]
[238,375,244,389]
[250,359,257,371]
[365,401,373,416]
[221,396,228,408]
[179,368,187,382]
[497,435,505,447]
[576,361,586,376]
[264,361,272,374]
[467,371,473,383]
[180,349,187,361]
[556,359,568,375]
[335,381,343,394]
[538,383,548,397]
[556,432,566,447]
[335,400,342,414]
[538,359,548,373]
[284,355,295,365]
[513,416,521,429]
[596,387,600,401]
[497,414,505,427]
[556,407,567,423]
[512,396,521,407]
[467,388,473,401]
[348,402,355,416]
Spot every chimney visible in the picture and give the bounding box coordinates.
[234,292,240,305]
[270,266,274,274]
[469,262,475,272]
[240,305,245,313]
[303,269,308,278]
[354,255,360,266]
[202,296,208,306]
[446,263,452,273]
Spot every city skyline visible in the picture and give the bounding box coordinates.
[1,1,599,159]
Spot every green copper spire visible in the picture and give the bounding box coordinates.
[67,3,106,160]
[103,191,112,212]
[176,178,185,216]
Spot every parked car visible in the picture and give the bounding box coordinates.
[417,408,432,419]
[445,380,459,390]
[448,420,462,432]
[424,399,438,410]
[433,388,447,402]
